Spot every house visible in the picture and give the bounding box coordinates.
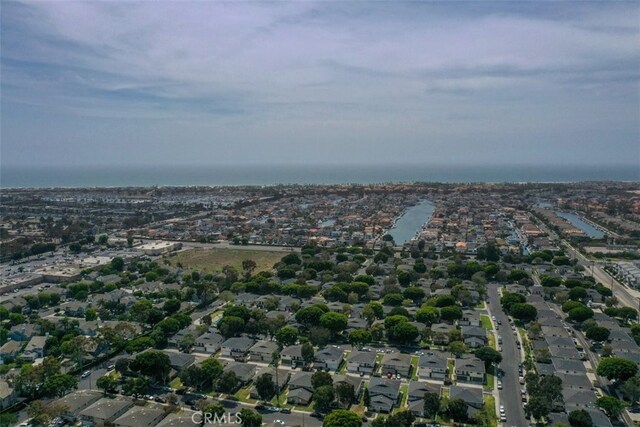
[250,367,290,400]
[461,326,487,348]
[407,381,441,417]
[449,385,483,418]
[21,336,47,361]
[223,362,256,387]
[287,371,314,405]
[9,324,38,341]
[0,340,22,363]
[418,350,449,380]
[0,380,17,410]
[460,310,481,327]
[78,397,134,427]
[113,404,167,427]
[281,344,306,367]
[155,411,199,427]
[161,351,195,372]
[562,388,597,411]
[333,374,364,403]
[314,346,344,371]
[455,355,485,384]
[347,350,377,375]
[194,333,224,354]
[54,390,102,423]
[220,337,255,362]
[381,353,412,378]
[367,377,401,413]
[551,358,586,375]
[249,340,279,362]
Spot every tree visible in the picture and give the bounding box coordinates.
[85,308,98,321]
[403,287,425,303]
[123,377,150,395]
[510,303,538,322]
[295,306,327,326]
[586,326,610,342]
[597,357,638,382]
[440,305,462,321]
[96,375,118,395]
[314,385,335,412]
[275,326,299,347]
[312,371,333,390]
[323,409,362,427]
[423,391,440,419]
[217,371,239,393]
[621,376,640,404]
[130,350,170,383]
[301,342,315,366]
[526,395,551,420]
[363,302,384,323]
[384,411,415,427]
[448,341,468,358]
[334,381,355,408]
[308,327,331,347]
[568,306,594,322]
[415,306,439,325]
[392,322,419,345]
[447,398,468,422]
[27,400,68,426]
[163,299,181,314]
[319,312,348,336]
[596,396,625,419]
[568,409,593,427]
[255,373,276,401]
[475,346,502,367]
[239,408,262,427]
[43,373,77,397]
[349,330,373,348]
[218,316,245,338]
[363,387,371,406]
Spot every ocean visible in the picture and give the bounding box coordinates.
[1,164,638,188]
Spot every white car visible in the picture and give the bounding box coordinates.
[81,371,91,378]
[500,405,505,414]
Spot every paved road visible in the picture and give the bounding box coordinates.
[488,284,528,427]
[204,398,324,427]
[78,367,108,391]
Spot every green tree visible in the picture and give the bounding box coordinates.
[84,308,98,321]
[510,303,538,322]
[308,327,332,347]
[568,409,593,427]
[586,326,610,342]
[322,409,362,427]
[43,374,77,398]
[96,375,118,395]
[446,398,468,422]
[275,326,299,347]
[349,329,373,348]
[312,371,333,390]
[596,396,625,419]
[597,357,638,382]
[335,381,355,408]
[448,341,468,358]
[415,306,439,325]
[621,376,640,404]
[568,306,594,322]
[440,306,463,321]
[218,316,245,338]
[255,373,276,401]
[423,391,440,419]
[392,322,419,345]
[216,371,239,393]
[163,299,181,314]
[239,408,262,427]
[301,342,315,366]
[526,395,551,420]
[319,312,348,336]
[474,346,503,367]
[314,385,335,412]
[130,350,170,383]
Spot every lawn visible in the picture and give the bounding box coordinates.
[169,378,182,388]
[447,359,455,383]
[484,371,495,391]
[410,355,420,380]
[233,385,256,403]
[488,333,496,350]
[337,359,348,375]
[392,385,408,414]
[480,315,493,330]
[167,247,286,274]
[483,395,498,427]
[269,391,293,408]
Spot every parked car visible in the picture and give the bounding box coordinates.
[81,371,91,379]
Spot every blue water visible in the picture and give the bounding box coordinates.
[388,200,435,244]
[555,211,605,239]
[1,164,638,188]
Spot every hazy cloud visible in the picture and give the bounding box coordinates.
[1,1,638,167]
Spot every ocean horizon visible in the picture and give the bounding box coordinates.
[1,164,638,188]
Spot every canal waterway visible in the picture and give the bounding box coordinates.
[555,211,605,239]
[388,200,435,244]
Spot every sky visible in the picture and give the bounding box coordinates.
[1,1,639,168]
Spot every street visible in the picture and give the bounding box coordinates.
[487,284,528,427]
[77,368,108,391]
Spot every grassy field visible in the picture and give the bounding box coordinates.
[167,247,285,274]
[480,315,493,330]
[484,395,498,427]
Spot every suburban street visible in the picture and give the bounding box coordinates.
[487,284,528,427]
[77,367,109,391]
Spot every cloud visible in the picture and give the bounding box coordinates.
[1,1,638,167]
